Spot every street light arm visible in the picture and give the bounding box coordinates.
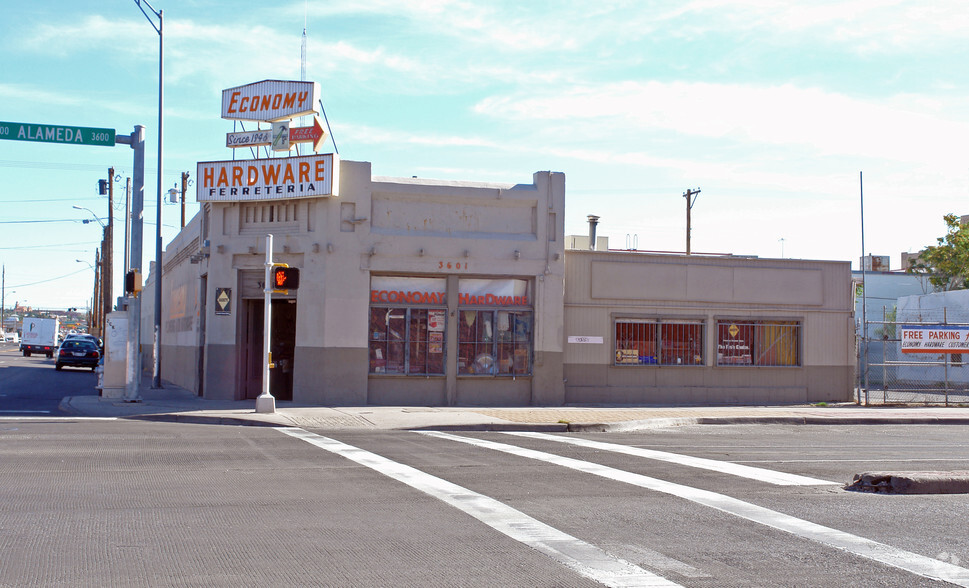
[134,0,162,33]
[73,205,106,228]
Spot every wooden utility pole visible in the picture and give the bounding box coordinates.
[684,187,701,255]
[180,171,189,228]
[92,248,101,334]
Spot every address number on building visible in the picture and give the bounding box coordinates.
[438,261,469,270]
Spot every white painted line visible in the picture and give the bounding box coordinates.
[422,431,969,587]
[276,427,682,588]
[0,416,117,421]
[505,431,837,486]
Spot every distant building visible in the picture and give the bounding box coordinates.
[860,254,890,272]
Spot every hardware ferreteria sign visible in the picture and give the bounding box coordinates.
[197,153,339,201]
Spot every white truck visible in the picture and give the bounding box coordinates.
[20,317,59,358]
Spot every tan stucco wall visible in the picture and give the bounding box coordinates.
[151,159,566,405]
[148,158,853,406]
[562,251,854,403]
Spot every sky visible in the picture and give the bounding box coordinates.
[2,0,969,311]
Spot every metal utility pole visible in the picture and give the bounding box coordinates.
[124,177,131,274]
[104,167,114,320]
[684,187,701,255]
[860,171,868,404]
[115,125,146,403]
[134,0,165,389]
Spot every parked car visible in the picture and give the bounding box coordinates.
[2,331,18,343]
[61,333,103,354]
[55,339,101,371]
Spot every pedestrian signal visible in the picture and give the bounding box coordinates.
[272,266,300,290]
[125,270,143,294]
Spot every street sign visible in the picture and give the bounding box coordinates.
[0,121,115,147]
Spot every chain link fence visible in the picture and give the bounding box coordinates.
[860,306,969,405]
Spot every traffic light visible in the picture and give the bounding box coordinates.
[98,179,108,195]
[125,270,143,294]
[272,265,300,290]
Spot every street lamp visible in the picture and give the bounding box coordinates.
[134,0,165,389]
[73,205,106,228]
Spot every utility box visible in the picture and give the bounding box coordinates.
[101,311,128,398]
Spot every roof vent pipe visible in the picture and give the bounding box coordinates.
[587,215,600,251]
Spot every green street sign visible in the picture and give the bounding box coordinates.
[0,121,116,147]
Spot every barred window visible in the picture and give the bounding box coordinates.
[369,307,446,375]
[614,319,704,366]
[716,320,800,367]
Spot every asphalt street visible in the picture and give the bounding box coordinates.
[1,419,967,587]
[0,341,98,415]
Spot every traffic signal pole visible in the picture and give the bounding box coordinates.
[115,125,145,402]
[256,233,276,413]
[104,167,114,323]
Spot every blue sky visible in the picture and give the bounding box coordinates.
[2,1,968,310]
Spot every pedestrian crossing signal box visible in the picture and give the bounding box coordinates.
[125,270,142,294]
[272,265,300,292]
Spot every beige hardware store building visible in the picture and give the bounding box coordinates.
[142,157,854,406]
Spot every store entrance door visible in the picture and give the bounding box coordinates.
[242,299,297,401]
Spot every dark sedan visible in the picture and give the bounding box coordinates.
[55,339,101,371]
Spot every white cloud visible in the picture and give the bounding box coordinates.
[474,81,969,169]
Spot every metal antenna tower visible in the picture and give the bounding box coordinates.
[300,12,307,82]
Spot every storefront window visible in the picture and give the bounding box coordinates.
[716,320,800,366]
[614,319,704,366]
[457,279,532,376]
[369,277,446,376]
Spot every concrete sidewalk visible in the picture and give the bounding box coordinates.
[57,376,969,431]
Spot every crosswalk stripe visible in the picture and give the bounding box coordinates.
[505,431,837,486]
[277,427,683,587]
[421,431,969,587]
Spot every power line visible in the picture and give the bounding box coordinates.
[7,267,92,289]
[0,218,178,229]
[0,219,87,224]
[0,158,181,178]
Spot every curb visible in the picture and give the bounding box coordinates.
[126,413,289,427]
[567,415,969,433]
[846,471,969,494]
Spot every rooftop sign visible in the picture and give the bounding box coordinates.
[197,153,339,202]
[221,79,319,122]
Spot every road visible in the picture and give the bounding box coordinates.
[1,417,968,587]
[0,340,98,415]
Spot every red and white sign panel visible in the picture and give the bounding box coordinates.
[222,79,319,122]
[901,325,969,353]
[196,153,339,202]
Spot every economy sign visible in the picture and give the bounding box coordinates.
[900,325,969,353]
[221,79,319,122]
[0,121,115,147]
[197,153,339,202]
